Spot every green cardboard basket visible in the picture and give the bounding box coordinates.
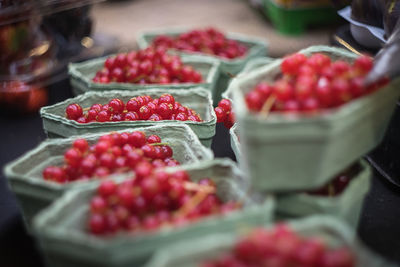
[4,124,213,225]
[33,159,275,267]
[40,88,216,147]
[144,216,393,267]
[229,123,241,163]
[68,53,220,97]
[136,28,268,104]
[276,159,371,228]
[230,45,400,192]
[222,56,275,101]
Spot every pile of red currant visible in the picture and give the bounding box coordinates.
[245,53,389,113]
[88,167,241,235]
[201,224,355,267]
[42,131,179,183]
[92,47,203,84]
[307,163,360,196]
[151,27,248,59]
[214,99,235,129]
[65,94,202,123]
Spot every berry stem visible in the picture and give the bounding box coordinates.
[175,190,209,218]
[328,182,335,197]
[183,181,216,194]
[149,142,170,146]
[260,95,276,118]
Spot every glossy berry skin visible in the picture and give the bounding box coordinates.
[93,47,203,85]
[245,53,385,115]
[151,28,247,60]
[67,96,202,124]
[66,104,83,120]
[41,131,178,184]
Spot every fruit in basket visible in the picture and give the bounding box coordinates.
[87,167,241,235]
[41,131,179,183]
[244,53,389,114]
[201,224,355,267]
[92,47,203,84]
[307,163,361,196]
[214,98,235,129]
[151,27,248,59]
[65,94,202,123]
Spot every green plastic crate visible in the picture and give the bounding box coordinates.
[276,159,371,228]
[4,124,213,225]
[144,216,393,267]
[136,28,268,104]
[40,88,216,147]
[222,56,275,101]
[33,159,275,267]
[262,0,340,35]
[68,54,220,97]
[230,45,400,192]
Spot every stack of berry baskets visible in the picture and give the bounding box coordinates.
[4,124,213,225]
[33,159,275,267]
[68,47,220,98]
[136,27,268,104]
[144,216,394,267]
[229,45,400,192]
[40,87,216,147]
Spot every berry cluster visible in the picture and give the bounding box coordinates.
[214,99,235,129]
[92,47,203,84]
[201,224,355,267]
[88,168,241,235]
[307,163,360,196]
[42,131,179,183]
[65,94,202,123]
[245,53,389,113]
[151,27,247,59]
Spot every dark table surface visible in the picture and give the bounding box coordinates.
[2,27,400,266]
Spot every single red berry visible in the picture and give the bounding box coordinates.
[176,112,188,121]
[274,79,294,102]
[90,196,107,213]
[353,55,373,74]
[98,180,117,197]
[141,144,157,158]
[73,138,89,153]
[64,148,82,168]
[124,111,139,121]
[147,135,161,144]
[126,98,140,112]
[108,98,125,114]
[97,110,111,122]
[66,103,83,120]
[218,99,232,112]
[128,131,147,148]
[149,114,162,121]
[245,90,264,111]
[111,68,124,82]
[134,161,153,179]
[89,214,106,234]
[139,105,152,120]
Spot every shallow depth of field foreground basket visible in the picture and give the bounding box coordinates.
[33,159,274,267]
[40,88,217,147]
[144,215,393,267]
[4,124,213,224]
[231,45,400,192]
